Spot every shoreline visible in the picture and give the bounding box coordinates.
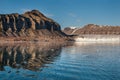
[0,35,120,43]
[75,35,120,42]
[0,36,69,43]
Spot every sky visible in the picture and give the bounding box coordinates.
[0,0,120,28]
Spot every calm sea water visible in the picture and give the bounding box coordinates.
[0,42,120,80]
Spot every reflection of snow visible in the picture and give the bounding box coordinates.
[75,35,120,42]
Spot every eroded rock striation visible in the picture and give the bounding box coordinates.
[0,10,67,41]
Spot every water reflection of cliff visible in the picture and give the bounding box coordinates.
[0,43,63,71]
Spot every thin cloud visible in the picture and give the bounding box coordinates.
[76,19,81,23]
[68,13,77,17]
[45,13,54,17]
[21,8,31,13]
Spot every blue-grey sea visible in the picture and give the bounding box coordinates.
[0,42,120,80]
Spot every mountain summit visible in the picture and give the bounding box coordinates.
[0,10,67,41]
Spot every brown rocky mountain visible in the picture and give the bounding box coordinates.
[0,10,67,41]
[63,24,120,35]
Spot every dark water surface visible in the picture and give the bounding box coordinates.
[0,42,120,80]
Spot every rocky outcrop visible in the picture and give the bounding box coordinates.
[63,24,120,35]
[0,10,67,41]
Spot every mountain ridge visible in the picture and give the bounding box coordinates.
[0,10,67,41]
[63,24,120,35]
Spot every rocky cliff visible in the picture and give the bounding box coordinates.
[64,24,120,35]
[0,10,67,41]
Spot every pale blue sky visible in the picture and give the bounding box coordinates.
[0,0,120,28]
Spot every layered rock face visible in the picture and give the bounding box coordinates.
[0,10,66,41]
[64,24,120,35]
